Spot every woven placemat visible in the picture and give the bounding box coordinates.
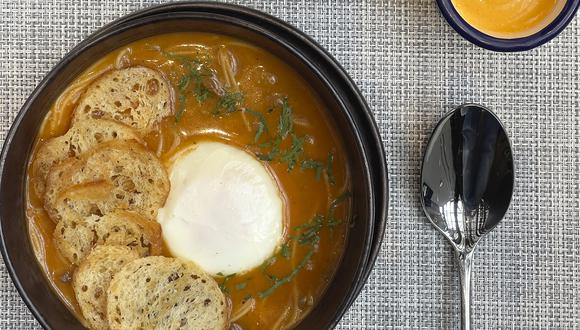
[1,0,579,329]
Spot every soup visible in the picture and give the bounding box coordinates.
[451,0,566,38]
[26,32,351,329]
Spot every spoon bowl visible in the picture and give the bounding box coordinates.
[420,104,514,329]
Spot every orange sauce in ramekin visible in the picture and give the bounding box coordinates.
[451,0,567,38]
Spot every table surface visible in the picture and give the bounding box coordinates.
[1,0,579,329]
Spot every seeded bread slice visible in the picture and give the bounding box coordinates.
[107,257,228,330]
[54,208,163,265]
[73,245,140,330]
[49,181,115,225]
[71,66,173,135]
[31,118,142,197]
[44,139,170,222]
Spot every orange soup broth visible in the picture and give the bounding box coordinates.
[26,32,351,329]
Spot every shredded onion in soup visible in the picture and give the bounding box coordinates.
[47,65,113,136]
[114,47,132,69]
[230,297,256,322]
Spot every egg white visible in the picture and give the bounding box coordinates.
[157,141,284,275]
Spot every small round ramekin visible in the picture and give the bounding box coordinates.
[436,0,580,52]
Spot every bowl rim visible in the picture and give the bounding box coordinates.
[0,2,389,329]
[436,0,580,52]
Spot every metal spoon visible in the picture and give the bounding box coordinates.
[420,104,514,329]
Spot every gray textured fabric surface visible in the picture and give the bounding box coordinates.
[1,0,579,329]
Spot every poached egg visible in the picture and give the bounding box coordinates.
[157,141,284,275]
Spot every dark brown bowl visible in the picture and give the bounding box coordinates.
[0,3,388,329]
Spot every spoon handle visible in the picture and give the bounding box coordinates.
[456,250,474,330]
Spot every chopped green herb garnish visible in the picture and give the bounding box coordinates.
[330,190,352,209]
[278,98,293,139]
[327,190,351,230]
[292,214,324,246]
[251,98,307,172]
[162,50,212,122]
[187,57,211,103]
[194,83,210,102]
[280,134,305,171]
[256,153,275,161]
[213,91,244,115]
[175,93,187,122]
[280,243,291,259]
[217,273,236,294]
[301,159,324,180]
[243,294,253,302]
[258,137,278,149]
[291,190,351,245]
[177,74,190,90]
[326,152,336,186]
[256,136,281,161]
[293,214,323,231]
[256,191,350,298]
[257,249,314,299]
[235,282,248,291]
[260,255,277,272]
[326,218,343,227]
[245,109,269,142]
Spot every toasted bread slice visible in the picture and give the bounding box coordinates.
[107,257,228,330]
[54,209,163,265]
[71,66,173,134]
[31,118,142,196]
[73,245,140,330]
[44,139,169,222]
[49,181,115,224]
